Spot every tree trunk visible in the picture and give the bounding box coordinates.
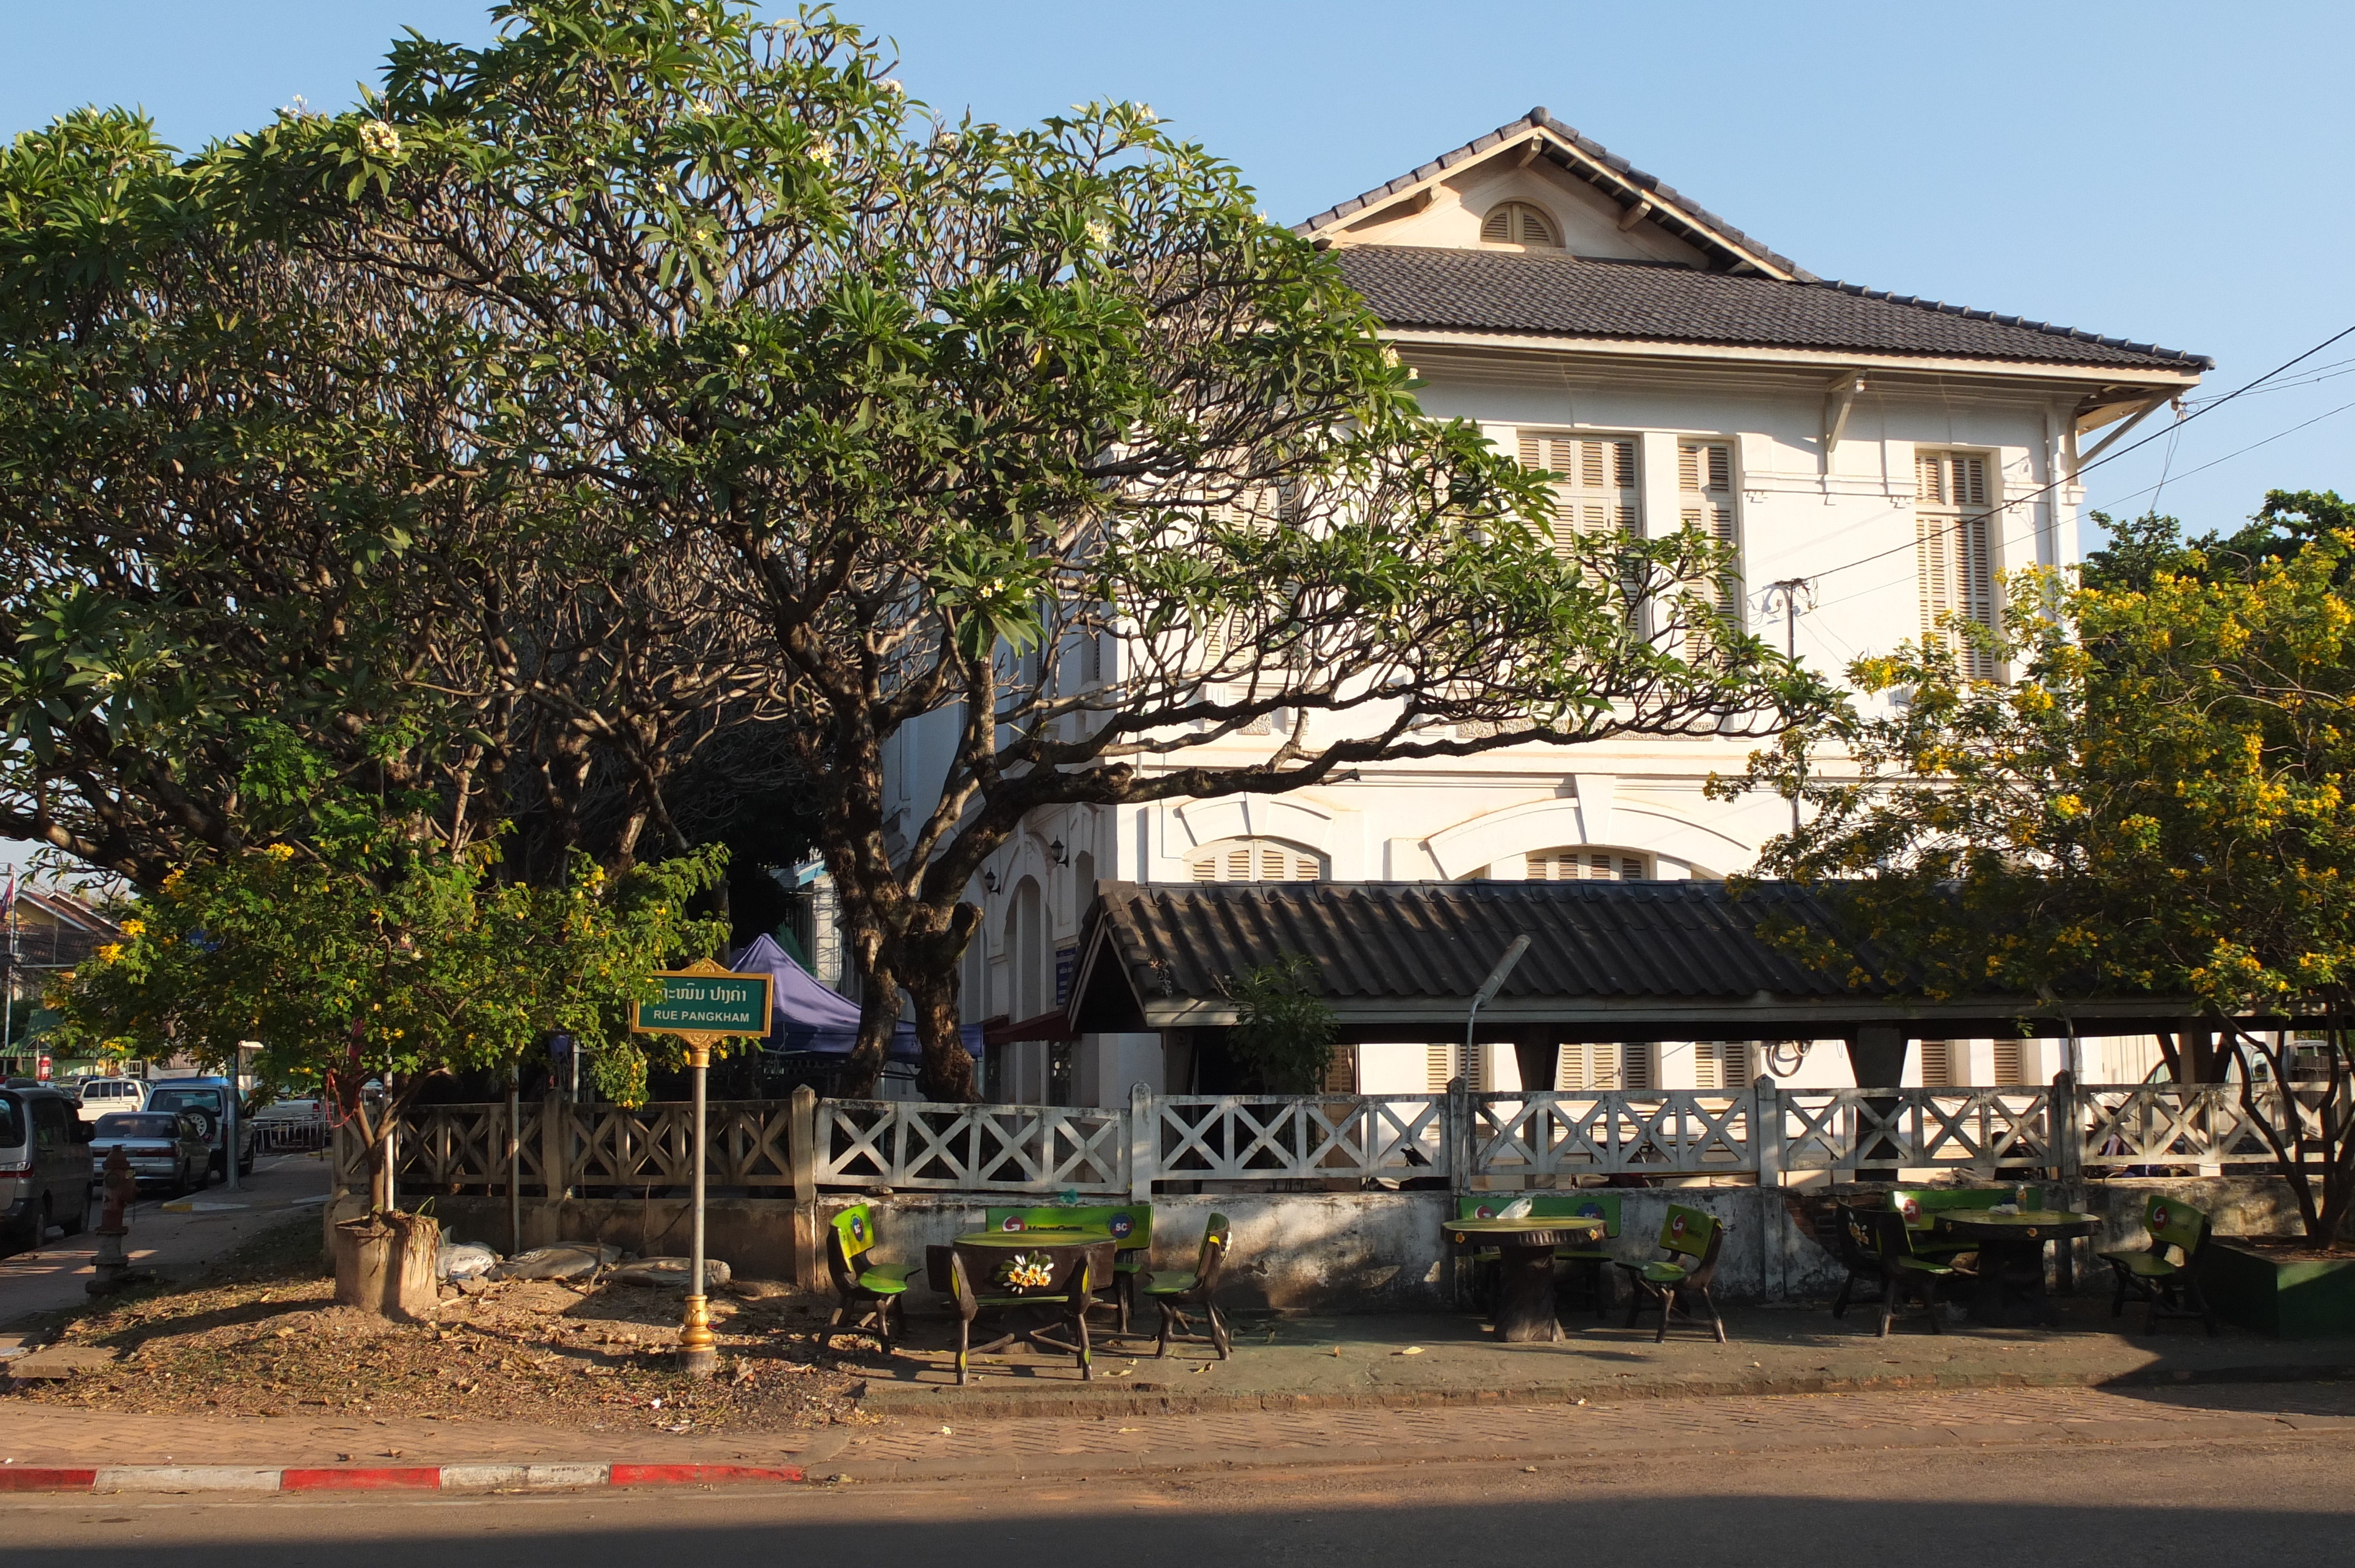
[907,965,979,1102]
[901,901,984,1102]
[332,1209,441,1320]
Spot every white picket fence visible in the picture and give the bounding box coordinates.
[366,1074,2312,1199]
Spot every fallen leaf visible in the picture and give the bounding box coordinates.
[1395,1346,1424,1356]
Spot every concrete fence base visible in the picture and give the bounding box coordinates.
[411,1174,2316,1313]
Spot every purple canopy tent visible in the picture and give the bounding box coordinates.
[727,934,984,1064]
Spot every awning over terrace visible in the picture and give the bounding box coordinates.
[1064,880,2225,1045]
[728,934,984,1063]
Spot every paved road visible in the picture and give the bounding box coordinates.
[5,1402,2351,1566]
[0,1151,330,1330]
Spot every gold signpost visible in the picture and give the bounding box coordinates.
[631,956,775,1376]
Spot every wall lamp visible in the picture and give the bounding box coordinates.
[983,870,1000,893]
[1048,838,1069,865]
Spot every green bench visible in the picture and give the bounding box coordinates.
[1890,1187,2045,1258]
[2097,1194,2218,1336]
[1455,1193,1622,1317]
[983,1204,1153,1333]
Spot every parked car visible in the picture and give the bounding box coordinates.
[88,1111,211,1194]
[144,1079,259,1178]
[74,1076,150,1124]
[0,1087,93,1250]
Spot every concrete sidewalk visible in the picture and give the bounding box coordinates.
[4,1380,2353,1493]
[854,1291,2355,1419]
[0,1152,331,1329]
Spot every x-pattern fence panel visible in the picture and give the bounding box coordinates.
[377,1079,2326,1197]
[1779,1088,2051,1171]
[815,1099,1127,1192]
[2078,1083,2303,1168]
[1152,1095,1448,1181]
[1473,1092,1757,1177]
[396,1104,510,1191]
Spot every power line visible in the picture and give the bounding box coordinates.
[1802,392,2355,621]
[1805,320,2355,586]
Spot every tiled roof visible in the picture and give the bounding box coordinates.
[1081,879,1880,1006]
[1337,245,2211,371]
[1298,108,1810,281]
[1067,880,2203,1038]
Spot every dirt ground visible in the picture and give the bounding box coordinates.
[0,1217,876,1437]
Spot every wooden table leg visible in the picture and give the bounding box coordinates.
[1491,1241,1564,1343]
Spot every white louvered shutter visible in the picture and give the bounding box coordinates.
[1992,1038,2023,1085]
[1915,452,1998,680]
[1482,202,1554,246]
[1189,841,1324,883]
[1918,1039,1951,1088]
[1678,440,1740,636]
[1526,849,1649,882]
[1518,433,1640,557]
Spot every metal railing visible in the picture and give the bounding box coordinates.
[353,1075,2318,1200]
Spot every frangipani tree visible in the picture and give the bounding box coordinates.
[219,0,1812,1098]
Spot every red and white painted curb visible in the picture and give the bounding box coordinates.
[0,1461,805,1494]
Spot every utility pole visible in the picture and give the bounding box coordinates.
[1760,580,1814,836]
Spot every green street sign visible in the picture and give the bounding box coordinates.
[631,966,774,1039]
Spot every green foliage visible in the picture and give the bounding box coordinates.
[45,748,732,1130]
[1720,495,2355,1239]
[1222,954,1338,1095]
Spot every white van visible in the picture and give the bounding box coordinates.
[75,1077,150,1124]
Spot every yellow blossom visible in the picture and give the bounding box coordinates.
[120,919,145,938]
[263,844,296,861]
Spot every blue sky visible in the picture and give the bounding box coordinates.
[2,0,2350,544]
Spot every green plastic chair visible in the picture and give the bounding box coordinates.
[983,1203,1154,1332]
[1615,1204,1729,1343]
[1143,1213,1232,1359]
[822,1202,918,1354]
[1868,1207,1969,1337]
[2096,1195,2218,1336]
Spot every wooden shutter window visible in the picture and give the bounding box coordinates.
[1992,1038,2024,1085]
[1526,848,1650,881]
[1189,840,1324,883]
[1677,439,1740,624]
[1482,201,1555,247]
[1919,1039,1952,1088]
[1517,431,1640,556]
[1915,450,1999,680]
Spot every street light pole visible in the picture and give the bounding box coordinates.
[1464,936,1532,1088]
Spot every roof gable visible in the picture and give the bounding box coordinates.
[1297,108,1809,283]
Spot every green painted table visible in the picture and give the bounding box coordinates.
[1445,1216,1608,1342]
[1934,1209,2102,1326]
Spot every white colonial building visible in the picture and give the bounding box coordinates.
[875,109,2206,1105]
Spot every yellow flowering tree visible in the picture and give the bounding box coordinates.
[48,813,728,1218]
[1720,493,2355,1244]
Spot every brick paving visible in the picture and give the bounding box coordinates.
[5,1377,2351,1489]
[824,1381,2355,1481]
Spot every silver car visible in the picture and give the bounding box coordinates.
[88,1111,211,1194]
[2,1088,94,1249]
